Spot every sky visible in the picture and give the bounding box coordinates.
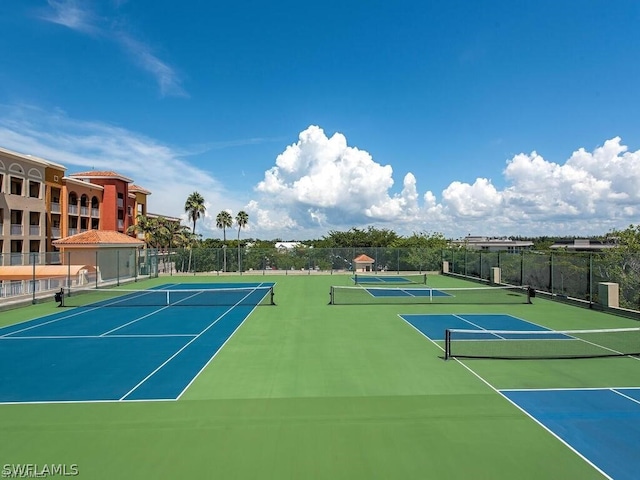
[1,1,639,240]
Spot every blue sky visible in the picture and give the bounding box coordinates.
[1,1,639,240]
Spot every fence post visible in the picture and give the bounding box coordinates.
[31,253,36,305]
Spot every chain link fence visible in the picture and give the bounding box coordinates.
[2,246,639,312]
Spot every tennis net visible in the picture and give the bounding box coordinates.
[444,326,640,360]
[353,273,427,285]
[62,286,275,308]
[329,285,531,305]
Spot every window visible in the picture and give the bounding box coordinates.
[10,177,23,195]
[29,240,40,254]
[29,181,40,198]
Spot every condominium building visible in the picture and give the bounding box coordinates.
[0,146,152,266]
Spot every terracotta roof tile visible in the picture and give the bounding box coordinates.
[129,184,152,194]
[354,254,375,262]
[52,230,144,246]
[70,171,133,183]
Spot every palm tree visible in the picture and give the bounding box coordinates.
[185,192,206,234]
[235,211,249,273]
[184,192,206,272]
[216,210,233,272]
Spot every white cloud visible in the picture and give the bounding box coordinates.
[251,126,640,238]
[2,107,640,239]
[39,1,186,97]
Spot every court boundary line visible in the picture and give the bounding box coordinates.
[398,315,611,479]
[0,334,197,340]
[1,307,102,338]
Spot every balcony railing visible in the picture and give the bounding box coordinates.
[117,199,124,208]
[80,206,89,216]
[10,224,23,235]
[68,205,78,214]
[51,202,61,213]
[51,227,61,238]
[91,208,99,217]
[117,220,124,229]
[68,228,78,236]
[10,253,23,266]
[29,225,40,236]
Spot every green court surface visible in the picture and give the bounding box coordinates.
[1,273,637,479]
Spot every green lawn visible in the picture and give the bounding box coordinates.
[2,273,633,479]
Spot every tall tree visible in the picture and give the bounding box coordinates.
[216,210,233,271]
[235,210,249,272]
[184,192,206,272]
[184,191,206,234]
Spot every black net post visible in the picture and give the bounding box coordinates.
[445,329,451,360]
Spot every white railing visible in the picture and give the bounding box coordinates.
[68,205,78,214]
[117,220,124,229]
[51,227,61,238]
[91,208,99,217]
[29,225,40,236]
[80,206,89,216]
[51,202,61,213]
[68,228,78,236]
[117,199,124,207]
[10,224,23,235]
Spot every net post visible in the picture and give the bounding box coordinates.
[166,290,170,306]
[329,286,335,305]
[444,329,451,360]
[269,286,275,305]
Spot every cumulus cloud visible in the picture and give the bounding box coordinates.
[255,126,421,231]
[250,126,640,238]
[3,106,640,239]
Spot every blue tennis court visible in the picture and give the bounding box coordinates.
[353,273,427,285]
[0,282,274,403]
[399,313,557,341]
[368,287,450,298]
[502,387,640,480]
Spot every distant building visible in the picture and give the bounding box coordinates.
[549,239,616,252]
[275,242,302,250]
[451,236,534,252]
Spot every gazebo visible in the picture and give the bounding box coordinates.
[353,254,375,272]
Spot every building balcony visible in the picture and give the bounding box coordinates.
[68,205,78,215]
[10,253,23,266]
[51,202,61,213]
[117,220,124,230]
[51,227,61,238]
[68,228,78,236]
[91,208,99,217]
[29,225,40,236]
[80,206,89,216]
[10,224,23,235]
[117,199,124,208]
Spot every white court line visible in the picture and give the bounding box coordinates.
[1,307,103,337]
[611,388,640,406]
[0,334,197,340]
